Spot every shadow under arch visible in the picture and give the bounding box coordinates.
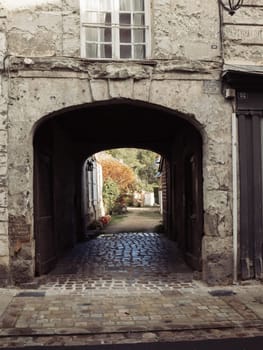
[33,98,203,276]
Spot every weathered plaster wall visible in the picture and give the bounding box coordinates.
[3,0,221,62]
[153,0,221,60]
[222,0,263,65]
[5,57,233,284]
[0,0,238,285]
[4,0,80,57]
[0,3,8,285]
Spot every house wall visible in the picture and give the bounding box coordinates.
[0,0,237,285]
[222,1,263,66]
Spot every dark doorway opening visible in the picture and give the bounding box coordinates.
[33,100,203,278]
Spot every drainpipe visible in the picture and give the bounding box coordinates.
[232,112,238,283]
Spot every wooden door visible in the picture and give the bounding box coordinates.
[238,112,263,279]
[34,151,57,276]
[184,153,203,271]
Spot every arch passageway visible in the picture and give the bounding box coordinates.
[33,100,203,278]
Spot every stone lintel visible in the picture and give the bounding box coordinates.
[5,56,221,80]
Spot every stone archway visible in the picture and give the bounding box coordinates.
[5,64,233,286]
[32,99,204,277]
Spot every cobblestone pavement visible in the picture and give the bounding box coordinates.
[39,232,193,292]
[1,231,263,348]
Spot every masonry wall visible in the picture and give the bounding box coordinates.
[222,0,263,66]
[0,0,236,285]
[0,2,8,285]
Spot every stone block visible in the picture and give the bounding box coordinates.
[0,219,7,233]
[0,260,9,287]
[109,79,134,99]
[0,206,7,221]
[204,164,231,191]
[63,0,79,13]
[204,190,232,238]
[0,234,9,256]
[62,14,80,57]
[133,79,151,102]
[10,259,34,284]
[8,215,31,243]
[202,236,233,285]
[0,31,6,70]
[0,188,7,207]
[7,11,63,56]
[90,79,109,101]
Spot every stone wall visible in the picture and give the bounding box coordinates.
[222,0,263,65]
[0,0,237,285]
[4,56,233,284]
[3,0,221,62]
[0,2,9,285]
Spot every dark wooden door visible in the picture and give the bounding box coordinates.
[184,153,203,271]
[238,112,263,279]
[34,151,56,276]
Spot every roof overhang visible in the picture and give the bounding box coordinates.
[222,64,263,90]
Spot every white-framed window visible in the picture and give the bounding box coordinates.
[80,0,151,60]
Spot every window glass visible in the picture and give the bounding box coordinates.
[85,27,98,42]
[120,29,131,43]
[133,13,144,26]
[134,44,145,59]
[120,0,131,11]
[120,13,131,25]
[133,0,144,11]
[100,44,112,58]
[86,43,98,58]
[84,12,112,25]
[85,0,98,10]
[100,28,112,42]
[99,0,111,11]
[120,45,132,58]
[134,29,145,42]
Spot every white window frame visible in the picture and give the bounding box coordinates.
[80,0,151,60]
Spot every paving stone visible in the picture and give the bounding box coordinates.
[1,232,263,347]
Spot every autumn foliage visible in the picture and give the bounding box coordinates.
[100,158,136,192]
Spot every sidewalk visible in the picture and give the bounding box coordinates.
[1,280,263,347]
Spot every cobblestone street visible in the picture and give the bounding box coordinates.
[39,231,193,293]
[1,209,263,348]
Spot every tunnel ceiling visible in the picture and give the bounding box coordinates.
[35,101,200,157]
[56,102,192,142]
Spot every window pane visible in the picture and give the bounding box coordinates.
[84,12,111,24]
[134,44,145,59]
[120,0,131,11]
[100,28,112,42]
[104,13,112,24]
[120,29,131,43]
[85,0,99,11]
[85,27,98,42]
[133,0,144,11]
[120,13,131,25]
[133,13,145,25]
[100,44,112,58]
[134,29,145,42]
[86,43,98,58]
[120,45,132,58]
[99,0,111,11]
[85,0,111,11]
